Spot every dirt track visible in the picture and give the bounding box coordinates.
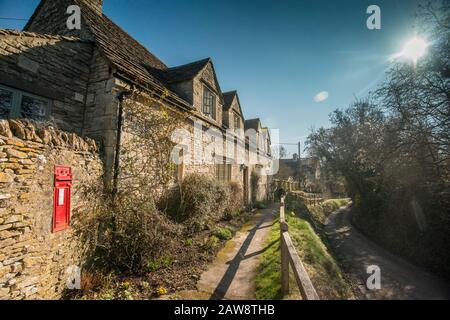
[325,207,450,300]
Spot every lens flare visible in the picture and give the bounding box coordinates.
[400,36,428,64]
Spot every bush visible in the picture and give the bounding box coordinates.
[223,181,243,220]
[212,227,233,240]
[76,189,179,274]
[204,235,220,251]
[285,193,304,212]
[162,174,243,232]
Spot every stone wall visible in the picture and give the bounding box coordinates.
[81,48,118,183]
[0,30,115,182]
[116,92,247,202]
[0,119,102,300]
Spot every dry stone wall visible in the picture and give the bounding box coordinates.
[0,119,102,299]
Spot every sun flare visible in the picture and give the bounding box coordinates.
[399,36,428,64]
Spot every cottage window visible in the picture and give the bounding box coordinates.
[215,163,231,182]
[202,86,216,120]
[233,114,240,129]
[0,85,50,121]
[0,88,13,118]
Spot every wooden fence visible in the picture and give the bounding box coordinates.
[279,197,319,300]
[272,179,300,192]
[273,180,324,207]
[291,190,324,207]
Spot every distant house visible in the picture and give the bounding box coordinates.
[277,156,321,192]
[0,0,273,203]
[244,118,273,201]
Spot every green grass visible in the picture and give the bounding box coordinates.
[255,220,283,300]
[204,235,220,251]
[255,212,354,300]
[146,255,173,272]
[212,226,234,240]
[255,218,283,300]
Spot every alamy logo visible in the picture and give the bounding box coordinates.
[366,265,381,290]
[66,5,81,30]
[169,118,280,176]
[366,5,381,30]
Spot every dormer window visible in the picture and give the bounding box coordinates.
[233,114,240,129]
[202,86,216,120]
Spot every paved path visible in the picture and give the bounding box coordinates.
[325,207,450,300]
[174,204,278,300]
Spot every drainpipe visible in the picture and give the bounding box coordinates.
[112,91,129,194]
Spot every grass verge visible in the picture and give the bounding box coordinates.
[255,211,354,300]
[307,198,350,225]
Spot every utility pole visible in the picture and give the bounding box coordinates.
[298,141,301,186]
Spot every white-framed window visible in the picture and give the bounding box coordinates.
[202,86,216,120]
[0,84,51,121]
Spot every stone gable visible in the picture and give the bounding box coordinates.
[0,30,94,134]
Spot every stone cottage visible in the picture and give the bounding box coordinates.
[0,0,274,298]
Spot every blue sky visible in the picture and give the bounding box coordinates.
[0,0,423,156]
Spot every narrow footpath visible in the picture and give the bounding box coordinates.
[325,207,450,300]
[173,203,278,300]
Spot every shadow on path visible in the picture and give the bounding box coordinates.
[210,215,270,300]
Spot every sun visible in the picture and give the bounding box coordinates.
[399,36,428,64]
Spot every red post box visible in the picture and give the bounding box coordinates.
[53,166,72,232]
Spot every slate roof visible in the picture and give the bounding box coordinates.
[22,1,236,113]
[73,0,168,89]
[156,58,211,84]
[0,29,83,42]
[244,118,261,131]
[24,0,193,108]
[223,90,245,120]
[223,91,237,110]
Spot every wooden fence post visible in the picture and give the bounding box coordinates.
[279,192,320,300]
[280,198,289,295]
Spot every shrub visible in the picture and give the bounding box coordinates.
[162,174,243,232]
[76,189,179,274]
[285,193,305,212]
[213,227,233,240]
[223,181,243,220]
[204,235,220,251]
[146,255,173,272]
